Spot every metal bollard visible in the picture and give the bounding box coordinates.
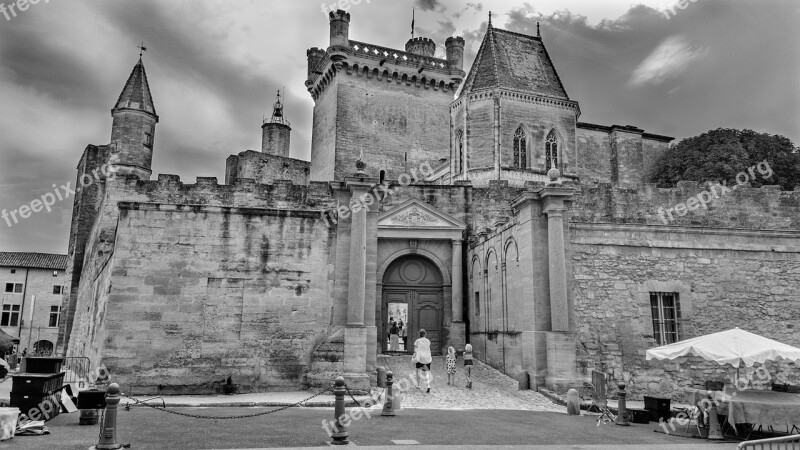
[376,366,386,388]
[330,377,350,445]
[615,383,630,426]
[90,383,123,450]
[381,371,395,417]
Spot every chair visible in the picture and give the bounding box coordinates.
[587,371,616,425]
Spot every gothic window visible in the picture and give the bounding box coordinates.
[545,130,559,170]
[513,127,526,168]
[650,292,681,345]
[455,130,464,173]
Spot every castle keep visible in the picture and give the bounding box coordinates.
[60,10,800,397]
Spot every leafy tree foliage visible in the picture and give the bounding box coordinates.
[647,128,800,190]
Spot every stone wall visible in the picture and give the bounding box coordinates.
[329,67,453,182]
[571,182,800,230]
[64,176,338,393]
[225,151,310,186]
[570,223,800,400]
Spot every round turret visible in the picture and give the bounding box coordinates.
[329,9,351,49]
[445,36,465,71]
[405,37,436,57]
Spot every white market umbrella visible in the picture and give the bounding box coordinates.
[646,327,800,368]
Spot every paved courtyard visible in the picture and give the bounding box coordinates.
[375,355,563,412]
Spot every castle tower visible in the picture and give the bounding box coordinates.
[110,57,159,180]
[449,21,580,182]
[261,90,291,156]
[405,37,435,57]
[306,10,466,182]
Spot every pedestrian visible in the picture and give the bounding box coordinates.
[399,322,407,351]
[389,321,399,351]
[446,346,456,385]
[463,343,474,389]
[413,329,432,393]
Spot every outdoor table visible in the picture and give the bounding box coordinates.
[716,390,800,434]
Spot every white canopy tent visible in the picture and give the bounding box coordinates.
[646,327,800,370]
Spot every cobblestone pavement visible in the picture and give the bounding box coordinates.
[375,355,564,412]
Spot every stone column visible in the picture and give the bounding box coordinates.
[342,177,373,390]
[543,205,569,332]
[451,240,463,322]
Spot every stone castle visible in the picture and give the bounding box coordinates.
[59,10,800,397]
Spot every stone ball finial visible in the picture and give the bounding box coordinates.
[107,383,121,395]
[548,166,561,182]
[356,149,366,174]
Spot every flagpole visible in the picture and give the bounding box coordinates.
[411,9,415,39]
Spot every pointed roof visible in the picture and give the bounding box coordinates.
[460,24,569,100]
[113,57,157,117]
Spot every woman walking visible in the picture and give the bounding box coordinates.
[413,329,433,393]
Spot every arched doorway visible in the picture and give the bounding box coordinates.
[33,340,54,356]
[382,255,444,354]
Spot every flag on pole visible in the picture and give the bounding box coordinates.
[411,9,415,38]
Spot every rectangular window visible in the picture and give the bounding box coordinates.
[474,292,480,316]
[650,292,680,345]
[144,132,154,149]
[5,283,23,293]
[10,269,15,274]
[49,306,60,328]
[1,305,21,327]
[53,270,58,277]
[4,283,11,293]
[53,285,62,295]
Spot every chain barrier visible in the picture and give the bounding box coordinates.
[117,385,333,420]
[343,384,362,407]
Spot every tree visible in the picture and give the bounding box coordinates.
[647,128,800,190]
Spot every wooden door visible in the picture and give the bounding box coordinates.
[412,290,442,354]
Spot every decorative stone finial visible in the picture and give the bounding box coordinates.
[488,11,492,27]
[356,149,366,174]
[537,22,541,37]
[547,158,561,184]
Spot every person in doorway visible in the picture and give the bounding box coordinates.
[414,329,433,393]
[446,346,456,385]
[398,322,407,351]
[389,321,400,351]
[463,343,474,389]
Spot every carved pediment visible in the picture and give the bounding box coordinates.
[378,199,466,234]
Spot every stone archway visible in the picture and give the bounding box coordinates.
[381,255,444,354]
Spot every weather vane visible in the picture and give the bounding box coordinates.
[138,42,147,58]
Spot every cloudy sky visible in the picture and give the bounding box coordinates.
[0,0,798,253]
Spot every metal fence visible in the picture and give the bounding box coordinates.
[737,435,800,450]
[63,356,91,388]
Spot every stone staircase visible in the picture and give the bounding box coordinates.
[304,327,344,389]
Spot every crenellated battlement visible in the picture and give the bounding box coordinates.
[111,174,335,212]
[328,9,351,23]
[571,181,800,230]
[307,40,457,100]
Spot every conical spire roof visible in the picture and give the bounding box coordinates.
[460,24,569,100]
[113,57,157,117]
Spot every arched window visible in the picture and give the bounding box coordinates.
[513,127,526,169]
[455,130,464,174]
[545,130,559,170]
[379,170,386,185]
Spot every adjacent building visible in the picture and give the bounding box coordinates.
[0,252,68,355]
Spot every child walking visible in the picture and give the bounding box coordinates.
[463,343,474,389]
[446,346,456,385]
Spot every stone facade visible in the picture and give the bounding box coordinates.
[60,10,799,398]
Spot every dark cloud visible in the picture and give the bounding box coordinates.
[414,0,445,12]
